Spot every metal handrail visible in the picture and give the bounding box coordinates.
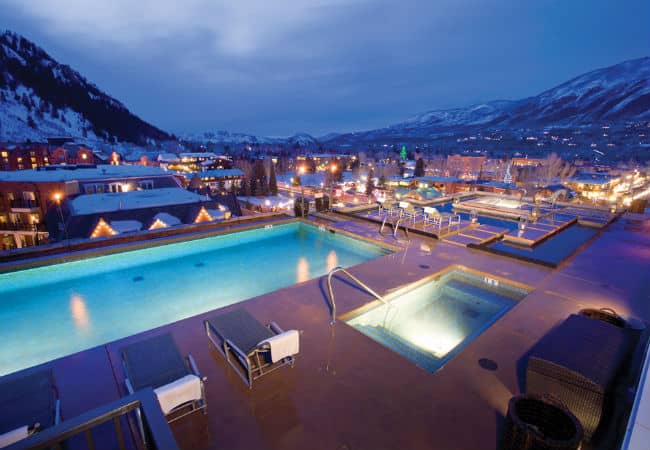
[326,266,391,324]
[6,388,179,450]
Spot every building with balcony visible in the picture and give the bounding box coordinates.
[0,164,181,249]
[0,143,51,171]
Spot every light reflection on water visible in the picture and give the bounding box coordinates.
[70,293,91,333]
[296,257,309,283]
[326,250,338,272]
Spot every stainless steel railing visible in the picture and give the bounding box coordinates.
[326,266,391,324]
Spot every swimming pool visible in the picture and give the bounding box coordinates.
[0,222,390,375]
[484,224,598,267]
[346,269,530,372]
[435,201,520,230]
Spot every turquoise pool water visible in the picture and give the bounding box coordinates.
[0,222,390,375]
[486,224,598,266]
[347,270,529,372]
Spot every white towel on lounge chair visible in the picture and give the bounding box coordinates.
[0,425,29,448]
[154,374,202,415]
[260,330,300,363]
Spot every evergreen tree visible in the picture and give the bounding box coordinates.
[269,163,278,196]
[251,159,268,196]
[365,168,375,196]
[27,114,36,129]
[414,158,425,177]
[378,175,387,188]
[243,178,252,197]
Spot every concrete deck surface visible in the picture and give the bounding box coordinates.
[5,213,650,450]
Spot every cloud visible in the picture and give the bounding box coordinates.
[4,0,377,56]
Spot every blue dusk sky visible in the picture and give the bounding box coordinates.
[1,0,648,137]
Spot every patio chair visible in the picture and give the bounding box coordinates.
[423,207,442,229]
[204,308,300,389]
[398,201,420,225]
[0,369,60,448]
[121,333,207,431]
[378,200,397,217]
[447,213,461,229]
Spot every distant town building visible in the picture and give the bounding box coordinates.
[446,155,486,179]
[0,164,181,249]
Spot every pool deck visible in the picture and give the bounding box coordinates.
[5,212,650,450]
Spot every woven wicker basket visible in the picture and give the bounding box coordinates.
[501,394,583,450]
[579,308,626,328]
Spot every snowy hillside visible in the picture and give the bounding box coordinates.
[326,57,650,143]
[0,31,172,144]
[181,130,319,146]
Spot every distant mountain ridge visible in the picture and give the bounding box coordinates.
[0,31,172,144]
[325,56,650,143]
[0,30,647,147]
[180,130,318,147]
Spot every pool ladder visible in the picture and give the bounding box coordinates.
[379,213,410,242]
[326,266,392,325]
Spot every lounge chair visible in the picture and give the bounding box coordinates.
[121,333,207,430]
[204,308,299,389]
[398,202,420,225]
[378,200,397,217]
[423,207,442,229]
[0,369,60,448]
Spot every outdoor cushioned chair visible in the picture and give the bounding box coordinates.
[204,308,300,389]
[526,313,634,441]
[0,369,60,448]
[423,207,442,229]
[121,333,207,432]
[398,201,420,225]
[378,200,397,217]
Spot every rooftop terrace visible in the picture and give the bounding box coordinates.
[1,210,649,450]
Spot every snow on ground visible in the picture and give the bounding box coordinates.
[0,86,100,142]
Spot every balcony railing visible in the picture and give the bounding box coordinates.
[6,388,179,450]
[10,199,40,210]
[0,222,47,232]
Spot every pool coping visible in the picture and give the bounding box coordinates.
[467,222,605,269]
[338,263,536,323]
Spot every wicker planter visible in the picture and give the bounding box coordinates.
[502,394,583,450]
[579,308,626,328]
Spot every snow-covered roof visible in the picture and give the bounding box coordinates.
[70,187,205,215]
[0,164,168,183]
[110,220,142,233]
[415,176,461,183]
[179,152,218,159]
[199,169,245,179]
[157,153,178,162]
[152,212,181,226]
[205,209,226,220]
[239,195,294,208]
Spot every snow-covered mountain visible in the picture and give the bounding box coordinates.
[326,57,650,143]
[181,130,318,147]
[0,31,172,144]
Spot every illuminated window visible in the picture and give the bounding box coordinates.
[1,151,7,157]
